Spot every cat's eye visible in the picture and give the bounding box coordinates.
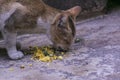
[58,19,66,28]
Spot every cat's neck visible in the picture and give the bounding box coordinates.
[34,3,61,34]
[39,1,61,24]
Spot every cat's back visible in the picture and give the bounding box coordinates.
[0,0,47,28]
[0,0,45,10]
[0,0,60,31]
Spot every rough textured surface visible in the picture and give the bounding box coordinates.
[0,8,120,80]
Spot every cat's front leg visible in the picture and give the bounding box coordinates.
[2,29,24,59]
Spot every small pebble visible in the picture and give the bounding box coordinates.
[9,68,14,71]
[20,65,25,69]
[29,64,33,67]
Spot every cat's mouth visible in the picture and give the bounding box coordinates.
[54,46,68,52]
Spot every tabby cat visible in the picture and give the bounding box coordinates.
[0,0,81,59]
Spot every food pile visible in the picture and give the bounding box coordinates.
[31,46,65,62]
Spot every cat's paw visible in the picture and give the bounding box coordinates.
[8,50,24,59]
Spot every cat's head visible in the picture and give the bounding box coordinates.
[50,6,82,51]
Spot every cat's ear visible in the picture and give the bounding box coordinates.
[67,6,82,20]
[51,13,60,25]
[51,13,72,32]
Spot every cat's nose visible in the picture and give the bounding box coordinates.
[57,46,63,50]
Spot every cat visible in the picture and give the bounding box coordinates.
[0,0,81,59]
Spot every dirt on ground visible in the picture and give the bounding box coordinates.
[0,8,120,80]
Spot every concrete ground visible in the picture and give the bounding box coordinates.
[0,8,120,80]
